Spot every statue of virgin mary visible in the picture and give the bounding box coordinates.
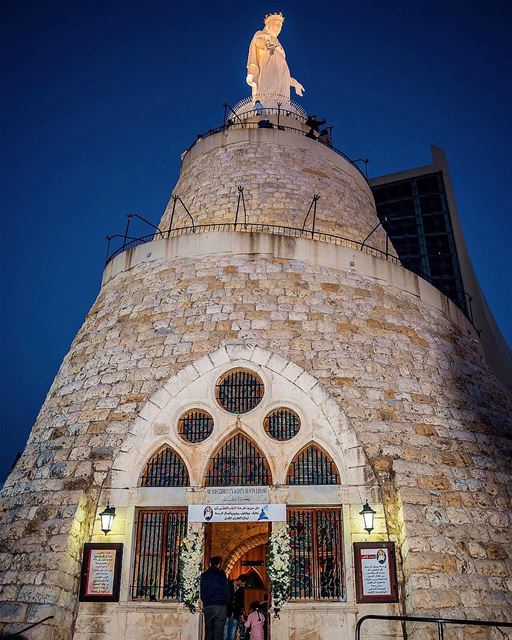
[246,13,304,103]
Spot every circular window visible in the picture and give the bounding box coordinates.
[216,369,264,414]
[264,408,301,441]
[178,409,214,443]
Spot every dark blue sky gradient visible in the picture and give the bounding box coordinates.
[1,0,511,482]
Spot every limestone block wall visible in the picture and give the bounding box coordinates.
[1,233,511,639]
[159,128,390,253]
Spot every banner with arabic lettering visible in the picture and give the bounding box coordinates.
[188,503,286,523]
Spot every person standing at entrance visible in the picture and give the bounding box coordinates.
[244,602,265,640]
[200,556,230,640]
[224,575,247,640]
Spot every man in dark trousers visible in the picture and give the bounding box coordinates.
[224,574,248,640]
[200,556,230,640]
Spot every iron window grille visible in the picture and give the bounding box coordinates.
[140,446,190,487]
[288,507,344,600]
[215,369,264,414]
[264,407,301,441]
[131,509,187,600]
[178,409,214,443]
[287,445,340,485]
[205,432,271,486]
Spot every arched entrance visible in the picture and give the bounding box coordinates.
[204,522,270,614]
[228,543,269,615]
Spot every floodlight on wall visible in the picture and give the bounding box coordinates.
[99,503,116,535]
[359,501,376,534]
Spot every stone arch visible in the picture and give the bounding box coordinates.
[139,444,190,487]
[224,532,269,576]
[111,344,377,494]
[204,430,272,487]
[286,441,340,485]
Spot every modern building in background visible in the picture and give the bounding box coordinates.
[370,146,512,389]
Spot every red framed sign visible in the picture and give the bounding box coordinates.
[353,542,399,603]
[79,543,123,602]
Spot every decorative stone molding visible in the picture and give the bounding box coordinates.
[110,345,378,497]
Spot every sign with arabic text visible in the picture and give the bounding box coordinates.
[79,543,123,602]
[354,542,398,603]
[188,503,286,523]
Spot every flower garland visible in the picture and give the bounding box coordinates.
[179,524,204,613]
[267,521,291,617]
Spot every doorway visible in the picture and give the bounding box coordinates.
[204,521,271,619]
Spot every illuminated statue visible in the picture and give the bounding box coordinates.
[246,13,304,102]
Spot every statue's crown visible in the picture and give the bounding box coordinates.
[264,12,284,25]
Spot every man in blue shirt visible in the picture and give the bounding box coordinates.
[200,556,230,640]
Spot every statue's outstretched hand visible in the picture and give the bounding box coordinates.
[291,78,305,97]
[246,73,258,97]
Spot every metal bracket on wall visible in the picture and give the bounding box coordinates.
[234,185,248,228]
[168,196,196,234]
[301,194,321,237]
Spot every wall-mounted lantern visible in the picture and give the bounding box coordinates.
[359,501,376,534]
[99,503,116,535]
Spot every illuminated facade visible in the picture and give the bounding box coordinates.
[1,30,511,640]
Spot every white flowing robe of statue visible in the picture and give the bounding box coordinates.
[247,30,292,100]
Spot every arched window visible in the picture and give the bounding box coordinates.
[205,433,271,486]
[287,444,339,485]
[140,446,190,487]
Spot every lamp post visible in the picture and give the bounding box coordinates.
[99,503,116,535]
[359,501,376,534]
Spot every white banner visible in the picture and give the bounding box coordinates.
[188,503,286,523]
[205,486,269,504]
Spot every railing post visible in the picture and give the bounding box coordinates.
[123,214,132,251]
[241,187,247,227]
[302,194,318,233]
[3,616,54,639]
[176,196,196,233]
[311,194,320,238]
[437,620,444,640]
[168,195,178,235]
[130,213,164,238]
[105,235,112,263]
[234,185,244,228]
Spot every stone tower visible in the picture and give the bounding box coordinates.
[1,18,511,640]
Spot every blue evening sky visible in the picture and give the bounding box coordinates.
[1,0,511,482]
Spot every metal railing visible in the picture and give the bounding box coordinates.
[355,614,512,640]
[231,95,308,119]
[224,104,308,126]
[3,615,54,639]
[103,220,475,324]
[183,118,364,176]
[105,222,400,266]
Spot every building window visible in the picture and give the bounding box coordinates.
[140,446,190,487]
[178,409,214,443]
[131,509,187,600]
[205,432,271,486]
[264,407,300,441]
[216,369,264,414]
[288,507,344,600]
[287,444,340,485]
